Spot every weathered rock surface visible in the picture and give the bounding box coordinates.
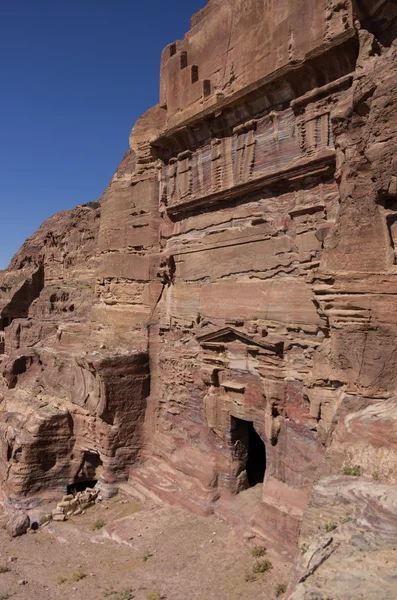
[6,511,30,537]
[0,204,149,502]
[1,1,397,597]
[288,477,397,599]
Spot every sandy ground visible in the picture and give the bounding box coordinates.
[0,492,290,600]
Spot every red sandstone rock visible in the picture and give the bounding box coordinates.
[1,1,397,597]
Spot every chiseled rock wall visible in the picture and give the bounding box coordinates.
[129,0,360,553]
[288,19,397,598]
[1,0,397,595]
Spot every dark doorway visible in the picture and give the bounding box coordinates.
[231,417,266,487]
[246,422,267,486]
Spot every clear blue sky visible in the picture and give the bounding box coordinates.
[0,0,205,269]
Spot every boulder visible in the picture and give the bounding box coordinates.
[6,513,30,538]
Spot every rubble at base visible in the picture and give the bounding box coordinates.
[52,488,100,521]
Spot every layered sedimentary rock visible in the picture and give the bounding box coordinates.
[1,0,397,595]
[0,205,149,502]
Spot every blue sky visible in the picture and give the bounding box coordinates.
[0,0,205,269]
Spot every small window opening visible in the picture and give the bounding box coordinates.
[203,79,211,97]
[191,65,199,84]
[169,43,177,57]
[180,51,188,69]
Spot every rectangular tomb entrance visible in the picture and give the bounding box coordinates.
[230,417,266,488]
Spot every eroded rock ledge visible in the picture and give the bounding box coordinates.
[1,1,397,597]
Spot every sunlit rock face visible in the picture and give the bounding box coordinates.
[1,1,397,595]
[0,206,150,502]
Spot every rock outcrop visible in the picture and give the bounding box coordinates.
[0,204,150,503]
[1,0,397,596]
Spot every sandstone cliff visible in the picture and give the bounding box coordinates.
[0,204,149,503]
[1,1,397,597]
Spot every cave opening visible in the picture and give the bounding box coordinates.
[231,417,266,487]
[67,479,98,495]
[67,451,102,494]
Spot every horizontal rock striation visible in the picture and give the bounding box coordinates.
[1,0,397,596]
[0,205,150,503]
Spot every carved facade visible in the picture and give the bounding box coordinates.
[116,0,359,552]
[1,0,397,570]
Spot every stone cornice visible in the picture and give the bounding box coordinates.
[167,150,336,217]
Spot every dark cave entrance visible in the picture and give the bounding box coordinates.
[231,417,267,487]
[67,451,102,494]
[67,479,97,495]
